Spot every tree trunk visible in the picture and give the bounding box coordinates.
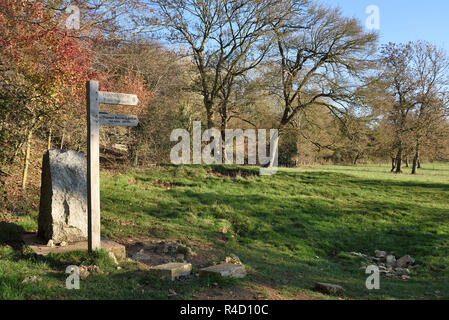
[405,157,409,167]
[21,128,33,190]
[60,132,65,149]
[205,99,214,129]
[9,140,23,164]
[353,153,360,165]
[220,103,227,163]
[47,127,52,150]
[391,157,396,172]
[133,144,140,167]
[412,142,420,174]
[395,144,402,173]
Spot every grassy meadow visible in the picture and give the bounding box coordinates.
[1,163,448,300]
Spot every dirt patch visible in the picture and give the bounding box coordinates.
[207,167,259,179]
[152,180,176,189]
[121,237,217,268]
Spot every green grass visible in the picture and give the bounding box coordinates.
[1,163,448,299]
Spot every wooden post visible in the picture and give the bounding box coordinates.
[86,80,138,253]
[87,80,101,252]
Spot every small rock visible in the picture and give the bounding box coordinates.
[59,241,68,247]
[401,275,410,280]
[168,289,177,296]
[225,253,242,265]
[394,268,410,276]
[47,240,54,247]
[314,282,344,295]
[386,255,396,265]
[117,266,122,270]
[374,250,386,258]
[88,265,102,274]
[79,266,90,280]
[22,276,42,283]
[396,255,415,268]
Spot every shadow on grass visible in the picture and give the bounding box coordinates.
[0,221,24,251]
[97,167,449,299]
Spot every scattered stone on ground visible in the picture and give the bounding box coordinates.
[345,250,416,280]
[396,255,415,268]
[225,253,242,265]
[168,289,177,296]
[22,276,43,283]
[313,282,345,295]
[200,263,246,279]
[127,240,197,267]
[374,250,386,258]
[386,254,396,265]
[38,150,88,243]
[46,240,54,247]
[155,241,179,254]
[79,265,102,280]
[132,249,152,264]
[79,266,90,280]
[149,262,192,280]
[59,241,67,247]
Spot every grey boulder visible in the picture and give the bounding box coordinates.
[38,150,88,243]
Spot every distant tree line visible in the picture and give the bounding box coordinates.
[1,0,449,190]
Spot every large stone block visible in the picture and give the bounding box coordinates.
[38,150,88,243]
[200,263,247,279]
[149,263,192,280]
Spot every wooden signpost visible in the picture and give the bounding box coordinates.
[99,112,139,127]
[86,80,138,252]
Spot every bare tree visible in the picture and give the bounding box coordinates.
[410,41,449,174]
[151,0,289,129]
[266,4,378,166]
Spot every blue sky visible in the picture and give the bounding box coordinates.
[318,0,449,52]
